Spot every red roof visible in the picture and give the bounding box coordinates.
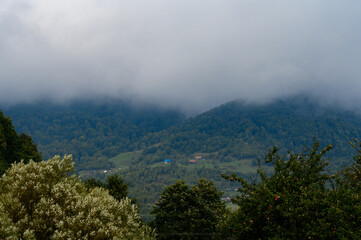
[189,160,196,163]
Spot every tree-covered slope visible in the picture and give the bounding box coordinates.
[5,96,361,171]
[4,99,185,170]
[135,97,361,167]
[5,96,361,220]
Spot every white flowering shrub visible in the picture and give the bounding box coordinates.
[0,155,155,240]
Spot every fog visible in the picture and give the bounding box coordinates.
[1,0,361,113]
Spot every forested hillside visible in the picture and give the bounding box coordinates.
[135,97,361,167]
[5,96,361,219]
[4,99,185,170]
[6,96,361,171]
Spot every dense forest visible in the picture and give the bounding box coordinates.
[5,97,361,170]
[135,97,361,166]
[4,99,184,170]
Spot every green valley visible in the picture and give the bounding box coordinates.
[4,96,361,219]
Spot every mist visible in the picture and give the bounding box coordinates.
[1,0,361,113]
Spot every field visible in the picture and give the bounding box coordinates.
[107,151,261,174]
[108,151,141,169]
[78,151,272,219]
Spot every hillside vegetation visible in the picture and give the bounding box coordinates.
[4,99,184,170]
[135,97,361,167]
[5,96,361,219]
[4,98,361,238]
[6,96,361,171]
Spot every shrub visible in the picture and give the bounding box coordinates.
[0,155,155,240]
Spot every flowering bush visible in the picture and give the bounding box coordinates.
[0,155,155,240]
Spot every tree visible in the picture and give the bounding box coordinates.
[151,179,227,240]
[18,133,42,163]
[106,174,130,201]
[0,155,155,240]
[221,140,361,239]
[0,111,42,175]
[84,174,133,203]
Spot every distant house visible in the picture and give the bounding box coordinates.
[164,159,171,164]
[221,197,232,202]
[195,156,202,159]
[189,159,196,163]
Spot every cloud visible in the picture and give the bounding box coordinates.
[1,0,361,113]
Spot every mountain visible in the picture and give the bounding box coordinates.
[104,96,361,218]
[3,99,185,170]
[4,96,361,219]
[5,96,361,170]
[134,96,361,167]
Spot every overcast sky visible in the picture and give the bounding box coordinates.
[1,0,360,113]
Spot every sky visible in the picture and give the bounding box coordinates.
[1,0,361,113]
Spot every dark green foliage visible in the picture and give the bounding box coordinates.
[83,178,104,189]
[113,163,236,221]
[136,97,361,168]
[105,174,130,202]
[84,174,133,203]
[4,99,184,170]
[0,111,42,174]
[18,133,42,163]
[221,140,361,239]
[151,179,227,240]
[6,96,361,171]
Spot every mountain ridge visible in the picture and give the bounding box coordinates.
[133,96,361,167]
[4,99,185,170]
[4,96,361,218]
[4,96,361,170]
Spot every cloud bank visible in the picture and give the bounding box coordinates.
[1,0,361,112]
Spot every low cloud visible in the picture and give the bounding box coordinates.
[1,0,361,113]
